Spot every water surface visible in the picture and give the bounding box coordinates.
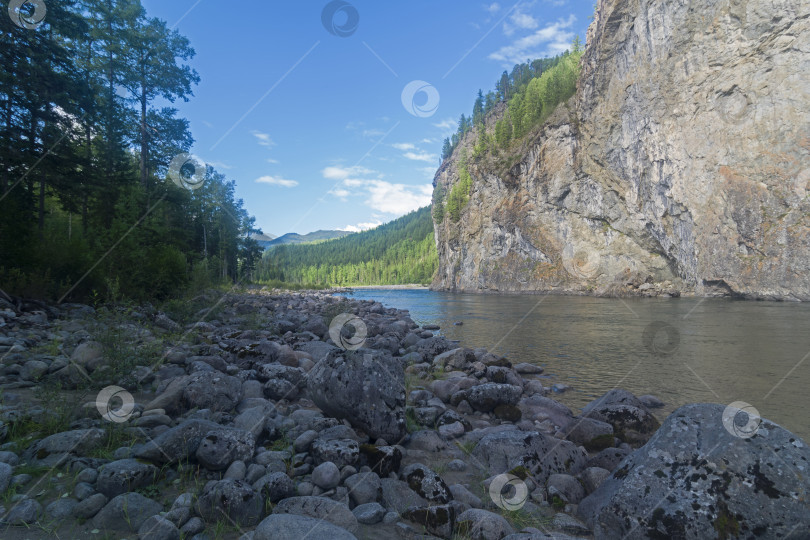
[340,288,810,440]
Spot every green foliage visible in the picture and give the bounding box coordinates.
[446,164,473,223]
[0,1,261,302]
[432,184,446,224]
[441,39,584,161]
[255,207,437,286]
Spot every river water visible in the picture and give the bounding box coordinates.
[339,288,810,440]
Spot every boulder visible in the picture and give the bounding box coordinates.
[352,502,386,524]
[253,472,295,503]
[310,438,359,469]
[273,496,357,532]
[380,478,428,513]
[195,428,255,470]
[344,472,381,506]
[465,383,522,412]
[195,479,263,527]
[307,350,406,442]
[4,498,42,525]
[254,513,357,540]
[182,371,242,412]
[138,515,181,540]
[400,463,453,504]
[96,459,159,498]
[581,389,659,436]
[578,403,810,539]
[456,509,515,540]
[135,419,219,464]
[471,430,587,486]
[91,493,162,532]
[402,503,456,538]
[23,428,106,466]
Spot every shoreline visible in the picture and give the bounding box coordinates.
[0,288,805,538]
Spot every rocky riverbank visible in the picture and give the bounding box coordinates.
[0,289,807,539]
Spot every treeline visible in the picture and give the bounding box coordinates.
[0,1,261,301]
[255,207,437,286]
[441,38,584,161]
[435,40,584,224]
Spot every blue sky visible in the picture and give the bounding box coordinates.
[140,0,594,237]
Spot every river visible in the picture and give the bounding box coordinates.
[339,288,810,440]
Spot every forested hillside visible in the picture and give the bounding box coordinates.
[254,207,437,286]
[0,1,260,301]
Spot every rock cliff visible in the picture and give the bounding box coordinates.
[432,0,810,300]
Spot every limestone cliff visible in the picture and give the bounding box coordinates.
[431,0,810,300]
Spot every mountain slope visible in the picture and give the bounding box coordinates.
[255,207,437,285]
[431,0,810,300]
[265,230,352,248]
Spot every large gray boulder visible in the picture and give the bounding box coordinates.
[182,371,242,412]
[581,389,659,436]
[578,403,810,539]
[195,479,263,527]
[23,428,106,466]
[307,350,406,442]
[135,419,219,463]
[195,428,255,470]
[465,383,522,412]
[96,459,159,498]
[471,430,587,486]
[254,513,357,540]
[273,496,357,533]
[91,492,162,532]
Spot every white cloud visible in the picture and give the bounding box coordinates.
[341,221,382,233]
[266,158,279,164]
[503,11,539,36]
[330,188,351,200]
[403,151,438,163]
[256,175,297,187]
[420,138,434,144]
[489,15,576,65]
[432,118,457,136]
[365,180,432,214]
[251,130,275,148]
[486,3,501,14]
[418,166,438,180]
[391,142,416,151]
[322,165,375,180]
[362,129,385,138]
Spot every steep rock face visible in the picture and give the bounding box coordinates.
[432,0,810,300]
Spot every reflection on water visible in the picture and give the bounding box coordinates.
[340,288,810,440]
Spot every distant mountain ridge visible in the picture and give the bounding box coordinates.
[265,230,352,249]
[254,207,437,285]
